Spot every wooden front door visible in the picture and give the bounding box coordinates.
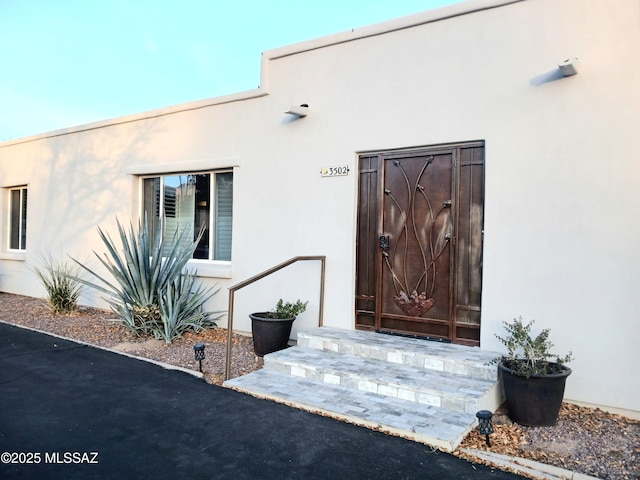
[355,142,484,346]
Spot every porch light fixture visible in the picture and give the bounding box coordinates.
[284,104,309,117]
[194,343,206,372]
[558,57,579,77]
[476,410,494,447]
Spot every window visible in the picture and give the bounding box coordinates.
[142,171,232,261]
[9,187,28,250]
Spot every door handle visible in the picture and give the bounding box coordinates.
[379,235,390,252]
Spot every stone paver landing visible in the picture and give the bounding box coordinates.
[224,327,503,452]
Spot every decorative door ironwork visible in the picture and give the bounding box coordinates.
[382,156,450,319]
[356,143,484,346]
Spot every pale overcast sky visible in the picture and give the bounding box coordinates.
[0,0,462,140]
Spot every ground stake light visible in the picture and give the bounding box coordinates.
[194,343,206,372]
[476,410,494,447]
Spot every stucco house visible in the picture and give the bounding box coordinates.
[1,0,638,428]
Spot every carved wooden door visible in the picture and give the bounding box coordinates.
[356,142,484,346]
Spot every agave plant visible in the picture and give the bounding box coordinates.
[157,271,222,343]
[70,217,221,342]
[33,254,83,314]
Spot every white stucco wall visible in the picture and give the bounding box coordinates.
[1,0,638,413]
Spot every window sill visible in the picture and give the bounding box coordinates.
[0,251,27,261]
[186,260,232,279]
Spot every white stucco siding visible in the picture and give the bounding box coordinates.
[1,0,638,413]
[0,129,139,302]
[478,0,640,412]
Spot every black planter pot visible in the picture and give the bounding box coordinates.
[498,362,572,426]
[250,313,295,357]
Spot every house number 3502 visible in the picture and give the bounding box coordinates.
[321,166,349,177]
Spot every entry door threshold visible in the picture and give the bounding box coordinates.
[376,329,452,343]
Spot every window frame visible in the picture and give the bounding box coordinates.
[8,186,28,252]
[140,170,233,264]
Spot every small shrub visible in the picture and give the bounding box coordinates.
[493,316,573,377]
[268,299,308,319]
[33,255,83,314]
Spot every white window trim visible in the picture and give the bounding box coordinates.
[126,159,239,176]
[0,252,26,261]
[7,186,27,252]
[185,259,232,279]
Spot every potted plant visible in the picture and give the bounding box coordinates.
[250,299,308,356]
[493,317,573,426]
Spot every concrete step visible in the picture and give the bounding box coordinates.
[223,327,503,452]
[264,346,500,415]
[298,327,499,381]
[224,368,477,452]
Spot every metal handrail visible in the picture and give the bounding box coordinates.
[225,255,326,380]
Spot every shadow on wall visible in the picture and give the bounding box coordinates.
[529,68,566,86]
[35,119,165,255]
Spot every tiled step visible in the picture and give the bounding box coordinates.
[298,327,499,381]
[223,327,503,452]
[264,346,500,415]
[224,368,477,452]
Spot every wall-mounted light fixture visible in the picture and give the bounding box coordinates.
[284,104,309,117]
[558,57,579,77]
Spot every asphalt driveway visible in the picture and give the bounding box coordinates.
[0,322,525,479]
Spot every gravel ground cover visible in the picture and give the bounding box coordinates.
[0,293,262,385]
[1,292,638,479]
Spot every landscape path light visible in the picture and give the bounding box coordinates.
[194,343,206,373]
[476,410,494,447]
